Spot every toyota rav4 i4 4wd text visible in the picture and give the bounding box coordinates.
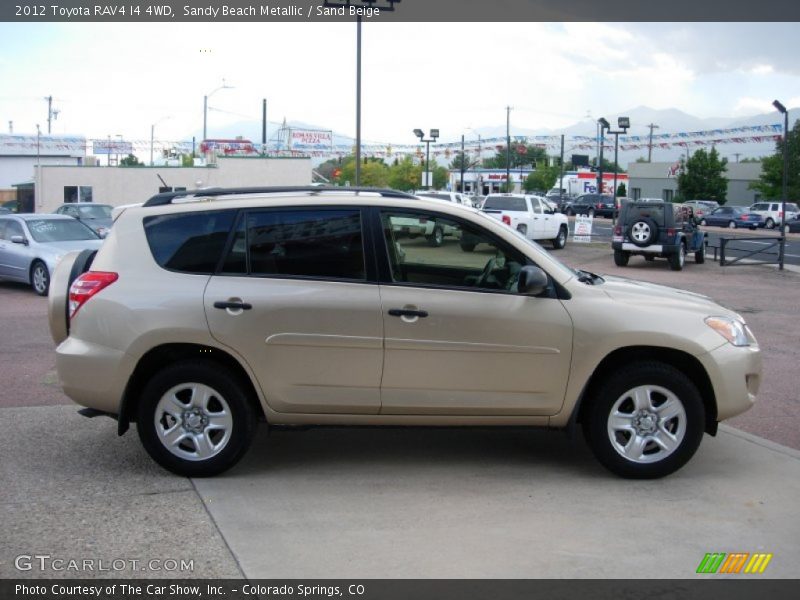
[612,200,706,271]
[48,187,760,479]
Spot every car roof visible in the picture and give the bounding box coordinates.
[6,213,76,221]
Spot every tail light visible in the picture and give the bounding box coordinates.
[741,215,750,220]
[502,215,511,226]
[667,228,676,237]
[613,225,622,236]
[68,272,118,319]
[779,211,783,218]
[596,203,603,209]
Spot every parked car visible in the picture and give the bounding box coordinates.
[563,194,617,218]
[612,201,706,271]
[482,193,569,249]
[747,201,799,230]
[47,186,761,480]
[0,207,11,214]
[683,200,720,220]
[0,214,103,295]
[699,206,764,229]
[54,203,114,237]
[784,216,800,234]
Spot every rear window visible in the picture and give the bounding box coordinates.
[144,210,236,274]
[626,205,665,222]
[483,196,527,211]
[787,203,799,212]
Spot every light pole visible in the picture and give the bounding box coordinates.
[150,116,172,166]
[598,117,630,226]
[773,99,789,270]
[324,1,401,187]
[505,106,512,192]
[414,128,439,190]
[203,79,233,141]
[460,134,465,194]
[597,118,609,197]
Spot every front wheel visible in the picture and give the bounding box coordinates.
[582,362,705,479]
[137,362,258,477]
[551,226,567,250]
[31,260,50,296]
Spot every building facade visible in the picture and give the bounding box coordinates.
[627,161,764,206]
[33,156,312,213]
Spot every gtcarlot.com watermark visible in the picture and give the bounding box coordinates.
[15,554,194,573]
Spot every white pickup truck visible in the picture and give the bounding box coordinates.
[482,193,569,249]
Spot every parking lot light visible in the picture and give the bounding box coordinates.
[414,128,439,190]
[773,99,788,271]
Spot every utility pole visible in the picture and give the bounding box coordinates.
[647,123,659,162]
[559,134,564,195]
[262,99,267,155]
[45,96,59,134]
[733,153,741,163]
[506,106,512,192]
[460,134,465,194]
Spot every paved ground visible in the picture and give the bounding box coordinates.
[1,241,799,580]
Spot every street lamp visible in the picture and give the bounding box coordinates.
[150,116,172,166]
[324,1,401,187]
[597,118,609,198]
[203,79,233,141]
[773,99,789,270]
[414,128,439,190]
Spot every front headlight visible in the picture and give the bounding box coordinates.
[705,316,750,347]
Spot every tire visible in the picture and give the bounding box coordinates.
[668,242,686,271]
[613,249,629,266]
[136,362,258,477]
[628,217,657,247]
[588,208,595,218]
[566,207,575,217]
[765,218,775,229]
[517,224,528,236]
[459,242,476,253]
[551,226,567,250]
[582,361,705,479]
[426,226,444,247]
[30,260,50,296]
[699,219,707,226]
[728,221,737,229]
[695,242,706,264]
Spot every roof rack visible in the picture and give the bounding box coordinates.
[142,186,417,207]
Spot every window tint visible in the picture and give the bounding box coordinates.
[245,209,365,280]
[380,210,527,292]
[483,196,527,211]
[144,210,236,274]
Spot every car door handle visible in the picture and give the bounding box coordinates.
[388,308,428,318]
[213,301,252,310]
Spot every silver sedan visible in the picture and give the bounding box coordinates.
[0,214,103,295]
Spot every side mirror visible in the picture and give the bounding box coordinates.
[10,235,28,245]
[518,265,549,296]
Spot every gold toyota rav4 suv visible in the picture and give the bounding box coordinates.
[48,187,761,479]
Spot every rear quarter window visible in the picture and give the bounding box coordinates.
[144,210,236,274]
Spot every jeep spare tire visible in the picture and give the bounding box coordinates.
[628,218,657,247]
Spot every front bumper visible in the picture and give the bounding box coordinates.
[698,341,762,422]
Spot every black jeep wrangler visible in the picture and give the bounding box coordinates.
[612,201,706,271]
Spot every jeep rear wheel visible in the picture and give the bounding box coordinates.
[613,249,629,266]
[583,362,705,479]
[695,242,706,264]
[137,362,258,477]
[669,242,686,271]
[426,226,444,247]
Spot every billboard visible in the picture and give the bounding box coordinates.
[288,129,333,152]
[93,140,134,155]
[0,134,86,157]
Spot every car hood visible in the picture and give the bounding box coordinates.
[598,275,735,317]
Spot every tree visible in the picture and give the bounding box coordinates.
[338,156,389,187]
[388,156,421,192]
[483,144,548,170]
[120,154,143,167]
[591,156,625,173]
[751,119,800,200]
[616,182,627,197]
[524,165,558,193]
[431,164,449,190]
[677,147,728,204]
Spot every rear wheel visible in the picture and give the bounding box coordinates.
[459,242,476,253]
[765,218,775,229]
[137,362,258,477]
[426,226,444,247]
[551,226,567,250]
[728,220,737,229]
[30,261,50,296]
[583,362,705,479]
[699,219,708,226]
[613,249,629,266]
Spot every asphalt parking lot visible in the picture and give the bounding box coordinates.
[1,240,799,580]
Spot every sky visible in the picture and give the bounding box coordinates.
[1,21,799,149]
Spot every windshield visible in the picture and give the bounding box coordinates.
[76,204,112,219]
[26,219,100,242]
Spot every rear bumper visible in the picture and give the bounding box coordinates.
[612,241,680,254]
[56,337,133,415]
